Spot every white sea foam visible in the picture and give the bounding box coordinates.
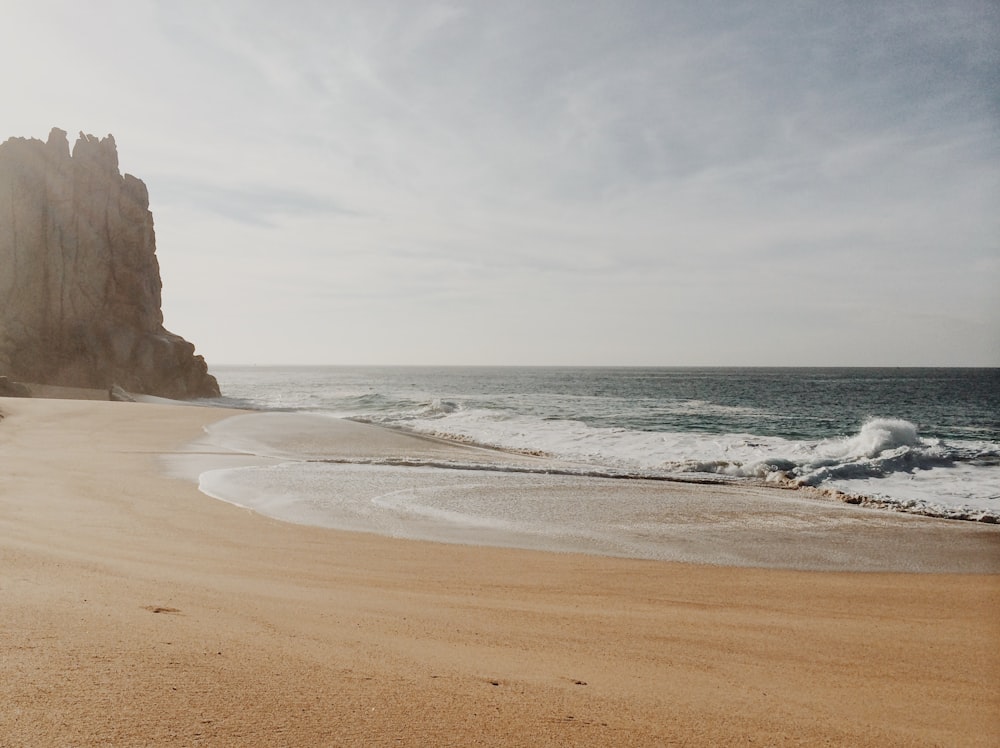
[193,454,1000,571]
[354,410,1000,522]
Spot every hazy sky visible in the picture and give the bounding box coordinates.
[3,1,998,365]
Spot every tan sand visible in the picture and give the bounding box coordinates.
[1,397,998,746]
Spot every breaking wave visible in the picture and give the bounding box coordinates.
[355,409,999,522]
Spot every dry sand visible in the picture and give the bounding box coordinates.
[1,397,998,746]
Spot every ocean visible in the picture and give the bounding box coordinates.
[202,366,1000,524]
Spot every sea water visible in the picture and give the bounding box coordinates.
[200,366,1000,523]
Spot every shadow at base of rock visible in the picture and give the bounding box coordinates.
[0,376,32,397]
[19,381,111,400]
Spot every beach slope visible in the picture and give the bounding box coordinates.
[1,398,998,746]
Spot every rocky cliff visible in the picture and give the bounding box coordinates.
[0,128,219,399]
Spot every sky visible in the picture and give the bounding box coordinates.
[2,0,998,366]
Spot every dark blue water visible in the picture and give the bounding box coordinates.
[212,366,999,440]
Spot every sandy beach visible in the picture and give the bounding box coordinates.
[2,397,998,746]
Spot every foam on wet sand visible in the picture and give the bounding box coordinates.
[178,410,1000,573]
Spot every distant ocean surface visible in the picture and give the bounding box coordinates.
[203,366,1000,523]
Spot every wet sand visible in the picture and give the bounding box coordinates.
[1,397,998,746]
[180,411,1000,572]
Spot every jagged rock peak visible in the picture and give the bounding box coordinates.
[71,130,119,173]
[46,127,70,158]
[0,128,220,399]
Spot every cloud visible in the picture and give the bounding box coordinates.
[2,0,997,364]
[152,179,356,227]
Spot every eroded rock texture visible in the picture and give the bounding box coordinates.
[0,128,219,398]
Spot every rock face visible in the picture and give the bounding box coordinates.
[0,128,219,398]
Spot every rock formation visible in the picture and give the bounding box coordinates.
[0,128,219,398]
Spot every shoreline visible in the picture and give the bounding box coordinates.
[2,396,998,745]
[210,365,1000,524]
[175,409,1000,573]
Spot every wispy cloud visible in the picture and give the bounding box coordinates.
[2,0,997,364]
[153,179,356,227]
